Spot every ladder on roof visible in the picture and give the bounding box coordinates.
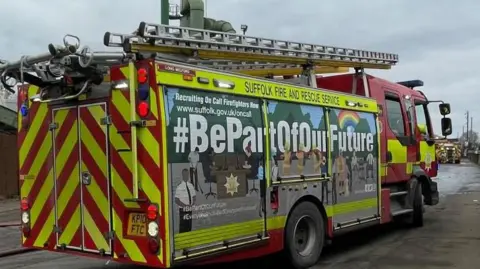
[103,22,398,83]
[0,22,399,94]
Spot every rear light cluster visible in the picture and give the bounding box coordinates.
[146,204,160,254]
[20,197,31,237]
[137,66,150,118]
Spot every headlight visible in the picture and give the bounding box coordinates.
[148,221,159,237]
[22,212,30,224]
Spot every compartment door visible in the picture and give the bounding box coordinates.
[163,86,267,259]
[53,107,82,250]
[329,108,380,226]
[78,103,112,254]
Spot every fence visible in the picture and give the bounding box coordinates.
[467,150,480,165]
[0,133,18,199]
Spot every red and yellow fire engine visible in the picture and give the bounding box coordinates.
[3,18,451,269]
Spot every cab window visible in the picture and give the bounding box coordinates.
[385,97,406,136]
[415,102,431,138]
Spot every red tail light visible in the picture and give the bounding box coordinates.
[148,238,160,253]
[138,101,149,118]
[21,198,29,211]
[21,197,31,237]
[137,68,148,84]
[22,226,31,237]
[147,204,158,220]
[136,65,150,118]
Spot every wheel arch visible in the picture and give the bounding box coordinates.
[284,195,330,241]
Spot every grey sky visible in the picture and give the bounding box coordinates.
[1,0,478,137]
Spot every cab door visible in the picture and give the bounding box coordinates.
[403,97,418,177]
[383,91,410,182]
[411,98,437,177]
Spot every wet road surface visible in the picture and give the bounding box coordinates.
[1,160,479,268]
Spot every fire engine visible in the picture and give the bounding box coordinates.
[2,16,452,269]
[435,138,462,164]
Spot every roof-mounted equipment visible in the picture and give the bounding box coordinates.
[397,79,424,89]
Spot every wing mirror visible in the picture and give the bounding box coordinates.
[439,103,451,116]
[441,118,452,136]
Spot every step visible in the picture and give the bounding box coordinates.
[391,208,413,217]
[390,191,408,197]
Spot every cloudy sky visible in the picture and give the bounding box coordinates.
[1,0,478,137]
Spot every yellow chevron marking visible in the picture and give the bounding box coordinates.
[138,127,160,165]
[149,86,159,119]
[83,207,109,251]
[112,90,131,126]
[20,107,63,198]
[31,116,77,229]
[33,209,55,247]
[116,66,163,262]
[106,116,140,208]
[110,92,161,204]
[114,71,160,166]
[56,161,80,223]
[80,119,107,177]
[35,121,80,248]
[138,164,161,210]
[86,106,107,136]
[58,205,81,245]
[113,211,146,263]
[19,104,48,167]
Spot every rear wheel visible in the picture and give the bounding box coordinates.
[284,201,325,269]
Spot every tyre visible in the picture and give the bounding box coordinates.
[410,180,424,227]
[284,201,325,269]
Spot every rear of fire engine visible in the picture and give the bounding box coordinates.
[3,19,454,269]
[10,37,167,266]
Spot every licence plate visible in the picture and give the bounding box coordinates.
[127,212,147,236]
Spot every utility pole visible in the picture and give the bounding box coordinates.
[161,0,169,25]
[466,110,470,143]
[471,116,474,143]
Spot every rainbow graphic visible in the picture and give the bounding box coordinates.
[338,110,360,130]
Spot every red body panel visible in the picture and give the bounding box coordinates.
[380,189,391,224]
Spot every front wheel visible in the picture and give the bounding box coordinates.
[405,180,424,227]
[284,201,325,269]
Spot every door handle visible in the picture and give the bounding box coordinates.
[81,171,91,185]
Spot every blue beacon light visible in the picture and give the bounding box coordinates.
[20,104,29,117]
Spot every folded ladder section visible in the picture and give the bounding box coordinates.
[103,22,398,79]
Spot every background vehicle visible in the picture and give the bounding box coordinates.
[435,138,461,164]
[2,5,452,269]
